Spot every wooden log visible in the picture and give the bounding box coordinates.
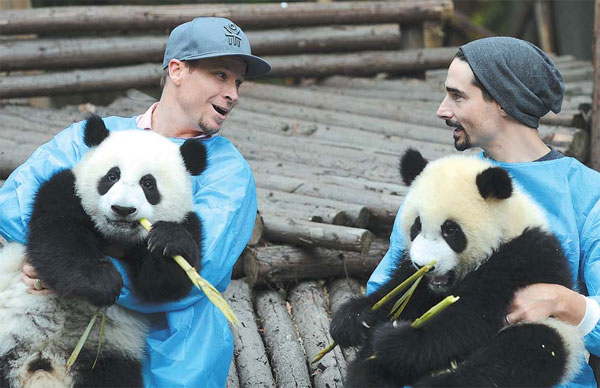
[327,278,364,362]
[257,187,371,228]
[0,1,454,34]
[289,281,346,388]
[0,47,456,98]
[265,47,457,78]
[0,63,162,99]
[259,201,348,226]
[223,280,275,388]
[254,172,401,226]
[249,159,409,195]
[591,0,600,171]
[241,239,388,286]
[261,214,373,255]
[254,290,313,388]
[227,360,240,388]
[227,108,455,153]
[0,25,402,71]
[249,212,264,247]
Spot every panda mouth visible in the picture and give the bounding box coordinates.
[427,272,454,291]
[107,218,138,229]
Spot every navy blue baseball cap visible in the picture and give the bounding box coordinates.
[162,17,271,78]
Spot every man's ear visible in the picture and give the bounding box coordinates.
[168,59,185,86]
[498,103,509,117]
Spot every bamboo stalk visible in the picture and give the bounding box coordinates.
[139,218,239,326]
[411,295,459,329]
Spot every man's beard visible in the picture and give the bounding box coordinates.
[447,120,471,151]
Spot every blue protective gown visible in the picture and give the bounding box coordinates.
[367,154,600,388]
[0,115,258,387]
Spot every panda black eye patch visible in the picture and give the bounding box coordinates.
[97,167,120,195]
[441,220,467,252]
[140,174,161,205]
[410,216,421,241]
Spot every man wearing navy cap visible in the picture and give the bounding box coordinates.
[0,17,270,387]
[369,37,600,387]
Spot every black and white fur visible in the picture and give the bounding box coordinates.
[0,115,207,388]
[330,149,583,387]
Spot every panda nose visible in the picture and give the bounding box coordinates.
[111,205,136,217]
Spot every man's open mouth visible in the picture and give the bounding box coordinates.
[212,104,229,116]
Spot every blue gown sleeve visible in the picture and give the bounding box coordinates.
[579,199,600,356]
[366,202,405,295]
[0,122,86,243]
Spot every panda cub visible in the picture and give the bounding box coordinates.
[330,149,583,387]
[0,115,207,388]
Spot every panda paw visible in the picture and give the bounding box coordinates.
[83,261,124,307]
[146,221,200,267]
[330,297,384,347]
[371,321,422,383]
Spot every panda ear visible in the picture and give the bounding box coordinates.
[476,167,513,200]
[83,114,110,147]
[400,148,428,185]
[180,139,208,176]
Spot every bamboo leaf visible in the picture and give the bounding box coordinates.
[66,309,99,369]
[92,307,108,370]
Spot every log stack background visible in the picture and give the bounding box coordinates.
[0,2,595,387]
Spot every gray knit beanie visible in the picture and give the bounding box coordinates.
[460,37,565,128]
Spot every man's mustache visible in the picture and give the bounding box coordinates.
[445,120,464,130]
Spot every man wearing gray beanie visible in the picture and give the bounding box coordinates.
[368,37,600,387]
[0,17,270,388]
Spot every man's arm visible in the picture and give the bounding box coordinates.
[366,202,405,295]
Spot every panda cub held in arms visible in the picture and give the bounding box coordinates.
[0,115,207,388]
[330,149,584,387]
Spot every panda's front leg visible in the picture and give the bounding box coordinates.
[128,213,202,302]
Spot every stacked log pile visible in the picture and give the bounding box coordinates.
[0,1,455,99]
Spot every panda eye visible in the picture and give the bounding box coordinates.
[107,173,118,182]
[442,220,458,236]
[141,180,154,190]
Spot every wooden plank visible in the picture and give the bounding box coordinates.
[224,280,275,388]
[289,281,346,388]
[254,290,312,388]
[0,25,401,71]
[0,1,453,34]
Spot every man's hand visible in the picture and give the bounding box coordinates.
[506,283,585,326]
[22,263,54,295]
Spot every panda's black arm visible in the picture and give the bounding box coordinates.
[124,212,203,303]
[26,170,123,307]
[367,297,498,385]
[330,257,432,347]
